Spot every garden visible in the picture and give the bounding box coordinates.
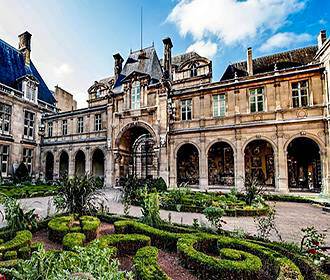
[0,175,328,279]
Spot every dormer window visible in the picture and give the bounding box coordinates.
[190,64,197,77]
[131,81,141,110]
[18,76,38,103]
[96,89,101,98]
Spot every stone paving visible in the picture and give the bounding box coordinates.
[1,189,329,245]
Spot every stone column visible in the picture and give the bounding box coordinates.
[54,150,60,179]
[85,147,91,175]
[276,134,288,193]
[199,137,208,190]
[159,135,169,186]
[68,148,74,177]
[235,135,245,191]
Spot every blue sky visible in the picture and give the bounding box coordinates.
[0,0,328,108]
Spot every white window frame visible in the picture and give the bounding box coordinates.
[23,111,35,140]
[213,94,226,117]
[292,80,309,108]
[181,99,192,121]
[0,103,11,135]
[23,148,33,175]
[24,80,37,103]
[95,114,102,131]
[0,145,9,177]
[77,117,84,133]
[62,120,68,136]
[131,81,141,110]
[48,121,53,137]
[250,88,265,113]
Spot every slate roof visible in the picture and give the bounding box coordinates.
[112,46,163,93]
[220,46,319,81]
[160,51,202,67]
[0,38,56,106]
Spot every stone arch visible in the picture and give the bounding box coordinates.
[286,136,323,192]
[176,143,200,185]
[59,150,69,178]
[244,139,276,187]
[242,136,277,154]
[45,151,54,181]
[207,141,235,186]
[75,150,86,176]
[206,139,236,155]
[92,149,105,177]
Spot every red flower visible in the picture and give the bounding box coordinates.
[307,248,318,255]
[0,274,6,280]
[311,240,320,246]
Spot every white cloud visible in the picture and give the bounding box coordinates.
[167,0,306,45]
[54,63,73,76]
[186,40,217,58]
[259,32,312,52]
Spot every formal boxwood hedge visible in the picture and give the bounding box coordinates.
[0,230,32,253]
[91,234,151,256]
[63,233,86,251]
[48,215,100,243]
[133,246,170,280]
[114,220,186,251]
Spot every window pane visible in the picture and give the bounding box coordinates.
[292,97,299,108]
[251,103,256,113]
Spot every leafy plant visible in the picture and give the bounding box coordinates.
[0,194,38,232]
[139,186,162,227]
[300,226,326,264]
[203,206,226,231]
[254,205,282,241]
[53,175,104,217]
[244,175,266,205]
[0,242,134,280]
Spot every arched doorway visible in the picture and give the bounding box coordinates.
[177,143,199,185]
[208,142,234,186]
[117,125,156,179]
[59,151,69,178]
[92,149,105,177]
[75,150,86,176]
[287,137,322,192]
[45,152,54,181]
[244,140,275,187]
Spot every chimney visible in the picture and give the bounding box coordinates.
[162,37,173,80]
[18,31,32,66]
[113,53,124,80]
[318,30,327,49]
[247,47,253,76]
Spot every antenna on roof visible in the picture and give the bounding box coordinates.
[140,6,143,50]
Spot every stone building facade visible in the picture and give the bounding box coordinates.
[40,31,330,195]
[2,30,330,195]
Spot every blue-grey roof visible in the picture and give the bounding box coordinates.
[0,38,56,106]
[112,46,163,93]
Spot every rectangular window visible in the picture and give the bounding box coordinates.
[0,145,9,177]
[250,88,264,113]
[77,117,84,133]
[0,103,11,135]
[48,122,53,137]
[181,99,192,121]
[292,80,309,108]
[131,82,141,110]
[24,111,35,140]
[23,148,33,175]
[62,120,68,136]
[213,94,226,117]
[95,114,102,131]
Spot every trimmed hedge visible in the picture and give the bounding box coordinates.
[177,233,304,280]
[0,230,32,253]
[91,234,151,256]
[133,246,170,280]
[114,220,186,251]
[48,215,100,243]
[63,233,86,251]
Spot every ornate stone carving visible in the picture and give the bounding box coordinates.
[160,135,166,147]
[296,109,308,118]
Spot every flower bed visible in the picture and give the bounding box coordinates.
[0,185,58,199]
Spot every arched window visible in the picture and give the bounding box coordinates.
[190,64,197,77]
[131,81,141,110]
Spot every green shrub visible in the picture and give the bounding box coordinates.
[92,234,151,256]
[63,233,86,251]
[133,246,170,280]
[4,250,17,260]
[0,230,32,254]
[18,246,31,259]
[203,207,226,230]
[80,216,101,242]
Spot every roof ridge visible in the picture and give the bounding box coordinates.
[233,45,318,66]
[130,45,155,54]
